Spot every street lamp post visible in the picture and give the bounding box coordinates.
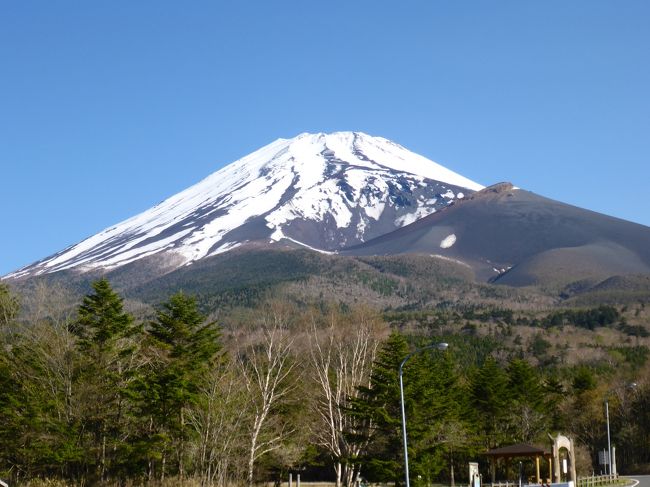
[605,399,611,477]
[604,383,637,479]
[399,342,449,487]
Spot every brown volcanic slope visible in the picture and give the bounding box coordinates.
[343,183,650,287]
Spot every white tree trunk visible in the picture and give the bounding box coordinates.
[187,360,248,487]
[309,309,384,487]
[242,321,297,487]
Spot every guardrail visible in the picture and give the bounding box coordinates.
[577,475,624,487]
[488,479,625,487]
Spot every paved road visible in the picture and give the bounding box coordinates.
[625,474,650,487]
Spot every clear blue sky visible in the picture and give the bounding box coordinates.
[2,1,649,276]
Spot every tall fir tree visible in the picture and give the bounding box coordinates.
[74,278,140,482]
[406,345,462,484]
[507,358,543,408]
[468,356,509,449]
[350,333,466,486]
[141,291,222,480]
[504,358,547,443]
[350,332,409,484]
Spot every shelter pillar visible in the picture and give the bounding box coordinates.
[552,441,560,483]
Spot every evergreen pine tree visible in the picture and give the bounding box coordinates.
[351,332,409,484]
[142,292,222,480]
[468,356,509,448]
[507,358,544,409]
[505,358,547,442]
[74,278,140,482]
[406,346,461,484]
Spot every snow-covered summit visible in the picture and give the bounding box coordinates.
[8,131,483,278]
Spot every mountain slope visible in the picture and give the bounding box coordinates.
[7,132,482,278]
[9,134,649,293]
[343,183,650,286]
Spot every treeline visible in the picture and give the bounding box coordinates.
[2,282,650,486]
[0,280,383,486]
[451,305,620,330]
[0,280,227,485]
[384,305,623,331]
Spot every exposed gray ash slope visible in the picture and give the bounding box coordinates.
[342,183,650,286]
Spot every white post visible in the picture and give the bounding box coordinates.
[297,474,301,487]
[289,473,293,487]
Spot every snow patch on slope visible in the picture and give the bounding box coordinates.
[396,208,435,227]
[430,254,471,268]
[440,234,457,249]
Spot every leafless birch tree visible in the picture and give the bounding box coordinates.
[188,359,249,487]
[241,321,298,487]
[309,309,384,487]
[16,282,78,425]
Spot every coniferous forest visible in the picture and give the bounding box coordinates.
[2,280,650,487]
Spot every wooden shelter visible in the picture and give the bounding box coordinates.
[483,443,553,484]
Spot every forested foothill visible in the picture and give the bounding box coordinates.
[1,279,650,487]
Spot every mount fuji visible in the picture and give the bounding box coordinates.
[7,132,483,279]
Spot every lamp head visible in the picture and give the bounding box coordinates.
[437,342,449,351]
